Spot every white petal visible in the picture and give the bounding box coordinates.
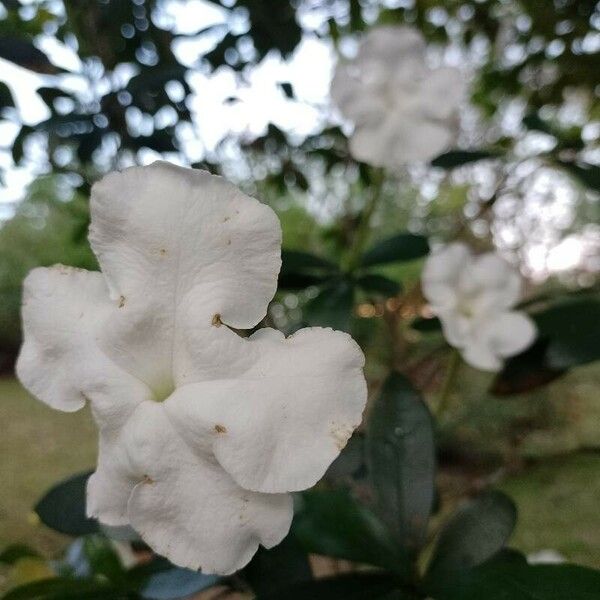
[438,310,472,348]
[89,162,281,392]
[16,266,148,425]
[119,403,293,575]
[422,243,472,311]
[358,26,425,67]
[389,116,454,163]
[419,67,466,121]
[480,311,537,358]
[461,343,503,372]
[166,327,367,494]
[460,252,522,312]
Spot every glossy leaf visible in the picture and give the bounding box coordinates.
[361,234,429,267]
[0,545,40,565]
[82,536,125,586]
[0,578,126,599]
[244,534,312,597]
[255,573,404,600]
[34,471,98,536]
[426,491,517,583]
[491,340,565,396]
[357,274,402,297]
[411,317,442,333]
[535,298,600,369]
[431,150,500,169]
[367,372,435,554]
[292,489,408,577]
[431,554,600,600]
[558,161,600,191]
[304,280,355,331]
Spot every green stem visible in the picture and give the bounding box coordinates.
[342,167,385,272]
[436,349,461,417]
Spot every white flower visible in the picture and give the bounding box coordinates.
[331,25,465,168]
[16,162,367,575]
[421,243,536,371]
[527,549,566,564]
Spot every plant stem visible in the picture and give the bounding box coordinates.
[342,167,385,272]
[436,349,461,417]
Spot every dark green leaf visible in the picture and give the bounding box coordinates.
[82,535,125,585]
[431,150,500,169]
[292,489,408,577]
[304,280,354,331]
[0,38,55,73]
[357,274,401,297]
[0,82,14,109]
[325,433,366,482]
[0,578,127,600]
[255,573,403,600]
[411,317,442,333]
[558,161,600,191]
[244,534,312,596]
[426,491,517,583]
[491,340,564,396]
[535,298,600,368]
[35,471,98,536]
[361,234,429,267]
[279,82,294,98]
[367,373,435,555]
[431,556,600,600]
[281,250,338,274]
[0,544,40,565]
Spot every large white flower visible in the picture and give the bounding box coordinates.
[421,243,536,371]
[331,25,465,168]
[16,162,367,575]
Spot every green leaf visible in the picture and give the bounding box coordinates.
[491,340,565,396]
[426,491,517,583]
[82,535,125,585]
[304,280,354,331]
[535,298,600,369]
[0,578,126,600]
[431,556,600,600]
[281,249,338,274]
[278,249,339,290]
[356,274,401,297]
[361,234,429,268]
[35,471,98,536]
[292,489,408,577]
[411,317,442,333]
[255,573,403,600]
[0,545,40,565]
[244,535,312,596]
[558,161,600,191]
[366,372,435,555]
[430,150,500,169]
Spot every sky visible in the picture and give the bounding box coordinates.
[0,0,597,281]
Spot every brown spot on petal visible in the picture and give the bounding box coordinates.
[159,248,167,256]
[223,216,230,222]
[214,424,227,434]
[211,314,222,327]
[330,425,353,451]
[142,475,154,484]
[118,295,126,308]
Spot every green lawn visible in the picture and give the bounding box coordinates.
[1,377,600,569]
[0,377,97,556]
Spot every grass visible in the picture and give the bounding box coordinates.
[0,377,97,557]
[499,453,600,568]
[1,376,600,570]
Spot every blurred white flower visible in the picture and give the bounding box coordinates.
[527,549,566,564]
[331,25,465,168]
[422,242,536,371]
[17,162,367,575]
